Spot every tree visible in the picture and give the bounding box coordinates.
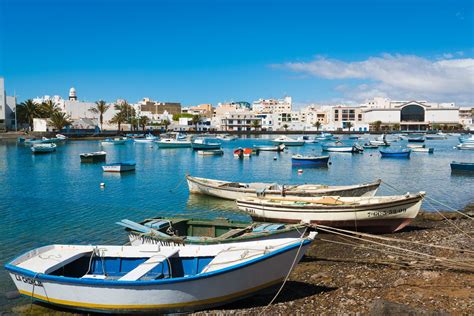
[191,115,201,131]
[345,122,353,131]
[162,119,170,131]
[392,123,400,131]
[282,124,289,131]
[89,100,110,130]
[372,120,382,132]
[139,116,149,131]
[49,111,72,131]
[110,111,126,132]
[38,99,60,118]
[251,120,261,131]
[172,113,193,121]
[16,99,40,131]
[313,121,322,131]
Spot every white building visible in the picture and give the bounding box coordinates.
[0,78,17,131]
[252,96,292,113]
[220,111,262,131]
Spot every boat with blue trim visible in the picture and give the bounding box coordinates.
[102,161,136,172]
[31,143,57,153]
[321,143,363,153]
[407,135,425,142]
[5,234,316,314]
[191,138,221,150]
[380,148,411,158]
[291,154,330,166]
[101,137,128,145]
[271,136,305,146]
[134,134,157,143]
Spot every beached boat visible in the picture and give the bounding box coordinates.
[134,134,157,143]
[291,154,329,166]
[31,143,57,153]
[192,138,221,150]
[380,148,411,158]
[321,144,363,153]
[271,136,305,146]
[102,161,136,173]
[5,234,316,314]
[101,137,128,145]
[411,147,434,153]
[118,217,306,246]
[236,192,425,233]
[186,175,381,200]
[79,151,106,162]
[455,143,474,150]
[253,144,285,152]
[450,161,474,172]
[197,149,224,156]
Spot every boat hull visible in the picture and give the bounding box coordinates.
[80,154,106,162]
[6,241,310,314]
[236,195,424,233]
[291,156,330,166]
[271,141,305,146]
[192,144,221,150]
[451,162,474,172]
[186,176,380,200]
[102,164,135,172]
[156,141,192,148]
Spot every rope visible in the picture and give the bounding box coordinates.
[259,227,307,315]
[29,273,39,315]
[169,174,188,192]
[424,199,473,240]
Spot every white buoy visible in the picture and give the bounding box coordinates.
[273,156,277,160]
[100,182,105,188]
[297,169,303,175]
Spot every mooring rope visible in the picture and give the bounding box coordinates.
[424,199,473,240]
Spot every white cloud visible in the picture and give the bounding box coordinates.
[275,54,474,104]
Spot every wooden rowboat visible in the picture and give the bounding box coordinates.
[236,192,425,233]
[5,234,316,314]
[186,175,381,200]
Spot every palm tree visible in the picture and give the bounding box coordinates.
[251,120,261,131]
[282,124,289,131]
[16,99,39,131]
[89,100,110,131]
[345,122,353,131]
[392,123,400,131]
[139,116,149,131]
[110,112,126,132]
[49,111,72,131]
[162,119,170,132]
[191,115,201,131]
[38,99,60,118]
[313,121,322,131]
[372,120,382,132]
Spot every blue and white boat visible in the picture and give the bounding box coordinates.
[5,234,316,314]
[101,137,128,145]
[450,161,474,172]
[291,154,329,166]
[271,136,305,146]
[31,143,57,153]
[459,135,474,143]
[407,135,425,143]
[191,138,221,150]
[315,132,333,141]
[102,161,136,172]
[380,148,411,158]
[322,143,363,153]
[134,134,157,143]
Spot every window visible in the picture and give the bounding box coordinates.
[237,120,241,124]
[358,114,362,121]
[246,120,251,124]
[401,105,424,122]
[228,120,233,124]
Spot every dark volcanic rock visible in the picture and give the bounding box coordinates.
[369,299,449,316]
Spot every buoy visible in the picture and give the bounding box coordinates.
[273,156,277,160]
[100,182,105,188]
[328,162,332,165]
[297,169,303,175]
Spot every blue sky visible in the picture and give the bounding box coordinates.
[0,0,472,106]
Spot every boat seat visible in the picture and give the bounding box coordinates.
[216,228,250,240]
[18,247,93,274]
[119,249,179,281]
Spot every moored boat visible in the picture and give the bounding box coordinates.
[455,143,474,150]
[118,217,306,246]
[322,143,363,153]
[363,143,379,149]
[31,143,57,153]
[236,192,426,233]
[243,148,252,157]
[426,133,447,140]
[5,235,316,314]
[102,161,136,172]
[407,144,425,149]
[380,148,411,158]
[411,147,434,153]
[186,175,381,200]
[233,148,243,158]
[450,161,474,172]
[271,136,305,146]
[80,151,106,162]
[134,134,157,143]
[191,138,221,150]
[101,137,128,145]
[253,144,285,152]
[156,137,192,148]
[197,149,224,156]
[407,135,425,142]
[291,154,329,166]
[215,134,237,141]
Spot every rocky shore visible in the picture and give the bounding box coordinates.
[4,208,473,316]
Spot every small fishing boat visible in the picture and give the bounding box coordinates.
[450,161,474,172]
[118,217,306,246]
[291,154,330,166]
[236,192,426,233]
[315,132,333,141]
[253,144,285,152]
[299,135,318,143]
[197,149,224,156]
[456,143,474,150]
[271,136,305,146]
[101,137,128,145]
[5,234,315,314]
[79,151,106,162]
[134,134,157,143]
[31,143,57,153]
[407,144,425,149]
[156,137,192,148]
[215,134,237,141]
[348,135,359,140]
[191,138,221,150]
[363,143,379,149]
[102,161,136,172]
[459,135,474,143]
[233,148,243,158]
[380,148,411,158]
[411,147,434,153]
[407,135,425,142]
[425,133,447,140]
[369,140,391,146]
[243,148,252,158]
[322,143,363,153]
[186,175,381,200]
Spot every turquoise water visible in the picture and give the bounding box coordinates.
[0,135,473,310]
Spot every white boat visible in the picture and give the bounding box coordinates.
[425,133,447,140]
[5,234,316,314]
[156,137,192,148]
[80,151,106,162]
[253,144,285,152]
[186,175,381,200]
[456,143,474,150]
[407,144,425,149]
[191,138,221,150]
[321,143,363,153]
[134,134,157,143]
[411,147,434,153]
[236,192,425,233]
[197,149,224,156]
[31,143,57,153]
[101,137,128,145]
[102,161,136,172]
[215,134,237,141]
[271,136,305,146]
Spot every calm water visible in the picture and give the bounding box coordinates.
[0,135,473,310]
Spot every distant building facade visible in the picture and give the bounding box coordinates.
[139,98,181,116]
[0,78,17,131]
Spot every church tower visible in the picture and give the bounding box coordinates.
[69,87,77,101]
